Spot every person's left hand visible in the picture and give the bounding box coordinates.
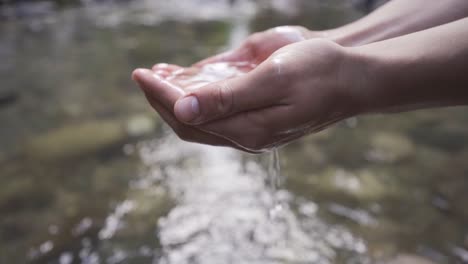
[133,39,365,152]
[133,63,255,152]
[193,25,321,66]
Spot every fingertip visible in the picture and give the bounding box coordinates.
[151,63,167,71]
[155,63,169,68]
[131,68,143,82]
[152,63,183,72]
[133,68,187,110]
[132,68,165,97]
[132,68,152,82]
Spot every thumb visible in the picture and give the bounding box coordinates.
[173,64,285,124]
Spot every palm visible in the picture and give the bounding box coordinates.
[140,62,257,152]
[155,62,254,91]
[153,26,313,90]
[139,26,320,151]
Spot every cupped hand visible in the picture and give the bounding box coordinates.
[133,39,364,152]
[133,63,259,153]
[132,25,326,152]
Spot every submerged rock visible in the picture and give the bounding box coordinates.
[304,167,393,201]
[0,177,48,212]
[25,120,127,161]
[24,115,159,162]
[368,132,414,163]
[125,114,158,137]
[409,122,468,152]
[387,254,437,264]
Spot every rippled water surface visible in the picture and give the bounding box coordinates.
[1,1,468,263]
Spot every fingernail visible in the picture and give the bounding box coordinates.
[175,96,200,123]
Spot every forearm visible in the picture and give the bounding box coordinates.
[351,18,468,114]
[323,0,468,46]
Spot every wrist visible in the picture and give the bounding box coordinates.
[345,43,415,115]
[338,45,387,115]
[319,28,351,45]
[320,24,385,47]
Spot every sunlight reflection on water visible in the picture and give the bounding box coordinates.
[4,1,466,263]
[138,135,368,263]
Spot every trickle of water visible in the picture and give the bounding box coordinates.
[267,148,281,192]
[267,148,285,219]
[166,63,284,203]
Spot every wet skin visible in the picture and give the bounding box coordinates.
[133,26,321,152]
[133,1,468,152]
[133,35,355,152]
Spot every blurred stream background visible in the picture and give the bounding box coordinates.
[1,0,468,263]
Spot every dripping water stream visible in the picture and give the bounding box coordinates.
[267,148,285,219]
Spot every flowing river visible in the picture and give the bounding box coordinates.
[1,1,468,263]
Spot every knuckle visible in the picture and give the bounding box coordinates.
[212,81,234,116]
[243,35,259,56]
[247,32,262,43]
[269,53,296,76]
[289,25,309,36]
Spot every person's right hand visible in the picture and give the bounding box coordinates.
[134,39,367,152]
[135,26,325,153]
[194,26,324,67]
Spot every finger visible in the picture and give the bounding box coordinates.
[197,112,270,151]
[165,67,199,82]
[152,63,183,72]
[173,62,287,125]
[152,63,182,70]
[193,45,253,67]
[143,92,253,152]
[193,51,234,66]
[153,70,170,78]
[198,104,349,151]
[132,68,185,110]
